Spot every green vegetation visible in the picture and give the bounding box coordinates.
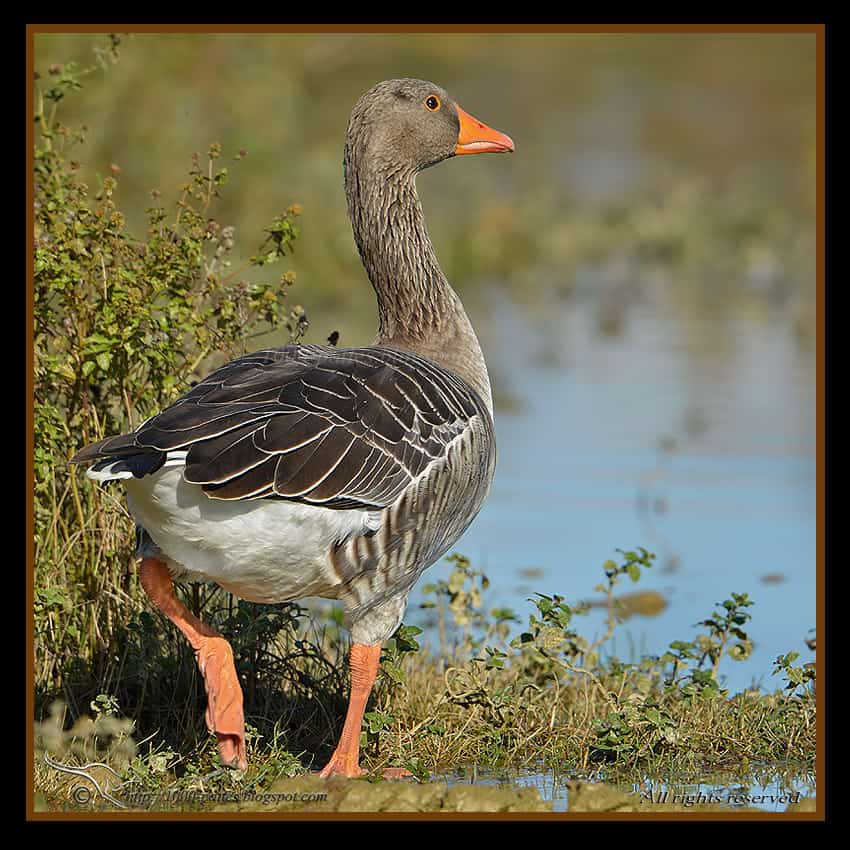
[34,39,306,691]
[33,547,816,811]
[32,35,816,813]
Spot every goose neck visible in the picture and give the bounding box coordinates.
[344,160,493,413]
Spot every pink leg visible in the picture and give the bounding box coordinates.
[318,643,411,779]
[139,558,247,770]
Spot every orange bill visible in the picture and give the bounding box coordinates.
[455,105,515,155]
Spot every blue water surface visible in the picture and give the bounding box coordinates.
[408,290,816,697]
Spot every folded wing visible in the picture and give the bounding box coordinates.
[71,344,487,510]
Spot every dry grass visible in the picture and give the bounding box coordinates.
[34,551,816,812]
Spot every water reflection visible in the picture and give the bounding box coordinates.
[438,763,816,812]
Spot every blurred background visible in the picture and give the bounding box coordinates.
[34,31,816,693]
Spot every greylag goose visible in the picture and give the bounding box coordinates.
[71,78,513,778]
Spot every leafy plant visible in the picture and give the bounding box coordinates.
[507,548,656,680]
[420,553,518,657]
[33,39,307,699]
[379,624,423,687]
[660,592,754,697]
[773,648,816,696]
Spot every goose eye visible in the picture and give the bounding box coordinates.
[425,95,441,111]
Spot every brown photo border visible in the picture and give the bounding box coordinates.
[25,22,825,822]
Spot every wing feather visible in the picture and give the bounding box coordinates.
[71,344,489,509]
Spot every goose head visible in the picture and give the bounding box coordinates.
[344,78,514,177]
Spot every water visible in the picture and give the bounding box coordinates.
[437,764,816,812]
[408,287,816,696]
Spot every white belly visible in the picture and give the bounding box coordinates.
[123,466,380,603]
